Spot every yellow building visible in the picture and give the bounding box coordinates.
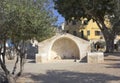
[63,18,120,52]
[64,17,111,40]
[64,19,103,41]
[81,19,102,40]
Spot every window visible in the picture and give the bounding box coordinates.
[87,30,90,36]
[73,31,77,36]
[95,31,101,36]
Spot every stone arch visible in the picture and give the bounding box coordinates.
[49,37,80,60]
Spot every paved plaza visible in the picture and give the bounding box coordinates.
[2,54,120,83]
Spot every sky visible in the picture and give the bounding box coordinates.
[51,0,65,27]
[35,0,65,26]
[53,9,65,26]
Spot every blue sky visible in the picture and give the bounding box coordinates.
[53,9,65,26]
[35,0,65,26]
[45,0,65,26]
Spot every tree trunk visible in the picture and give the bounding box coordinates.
[95,19,115,53]
[6,74,16,83]
[0,55,16,83]
[102,29,115,53]
[0,39,16,83]
[105,37,115,53]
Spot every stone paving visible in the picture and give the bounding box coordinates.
[2,54,120,83]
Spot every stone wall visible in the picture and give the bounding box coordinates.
[50,37,79,60]
[36,34,90,63]
[87,52,104,63]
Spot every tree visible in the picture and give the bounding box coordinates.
[54,0,120,53]
[0,0,55,82]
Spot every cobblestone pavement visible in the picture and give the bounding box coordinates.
[4,54,120,83]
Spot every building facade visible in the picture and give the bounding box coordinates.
[63,18,112,42]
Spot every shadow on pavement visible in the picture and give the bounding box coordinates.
[20,70,120,83]
[104,59,120,61]
[79,56,87,63]
[106,63,120,68]
[104,53,120,69]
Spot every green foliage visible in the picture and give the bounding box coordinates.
[0,0,56,82]
[54,0,115,21]
[54,0,120,52]
[0,0,55,43]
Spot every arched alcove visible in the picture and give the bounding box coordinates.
[50,37,80,60]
